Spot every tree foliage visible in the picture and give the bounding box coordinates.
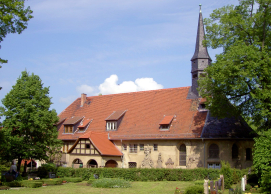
[0,71,62,172]
[199,0,271,131]
[198,0,271,187]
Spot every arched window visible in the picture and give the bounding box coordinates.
[209,144,219,158]
[232,144,238,159]
[179,144,186,166]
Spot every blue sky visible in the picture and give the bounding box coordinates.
[0,0,238,115]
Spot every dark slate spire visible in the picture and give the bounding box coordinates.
[187,5,212,99]
[191,5,211,61]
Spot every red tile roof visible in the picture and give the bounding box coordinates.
[159,115,174,125]
[78,118,92,128]
[105,110,126,121]
[70,132,122,156]
[58,87,207,140]
[64,116,83,125]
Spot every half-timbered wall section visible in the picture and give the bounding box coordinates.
[70,139,99,155]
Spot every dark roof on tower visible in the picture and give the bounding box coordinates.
[191,7,211,61]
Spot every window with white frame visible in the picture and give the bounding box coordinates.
[208,163,221,169]
[106,121,117,131]
[129,144,137,153]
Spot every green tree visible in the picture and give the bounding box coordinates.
[198,0,271,188]
[199,0,271,131]
[0,71,62,172]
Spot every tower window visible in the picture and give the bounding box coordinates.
[193,74,198,79]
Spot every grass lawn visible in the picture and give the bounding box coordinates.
[0,181,195,194]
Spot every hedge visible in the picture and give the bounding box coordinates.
[56,167,221,181]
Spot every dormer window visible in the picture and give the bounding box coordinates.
[65,125,73,133]
[105,110,126,131]
[63,116,83,134]
[106,121,117,131]
[198,103,207,111]
[78,119,92,132]
[159,115,174,130]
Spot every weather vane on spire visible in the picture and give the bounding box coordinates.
[199,4,202,13]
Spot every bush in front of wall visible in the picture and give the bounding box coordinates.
[184,185,204,194]
[22,181,43,188]
[220,161,233,189]
[91,178,131,188]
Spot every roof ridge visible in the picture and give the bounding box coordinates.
[85,86,191,99]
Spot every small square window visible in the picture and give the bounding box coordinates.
[86,144,90,149]
[153,144,158,151]
[140,144,144,151]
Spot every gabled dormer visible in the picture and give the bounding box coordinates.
[159,115,174,130]
[105,110,126,131]
[63,116,84,133]
[78,118,92,132]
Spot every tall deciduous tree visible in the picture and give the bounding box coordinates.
[199,0,271,131]
[0,71,62,172]
[198,0,271,184]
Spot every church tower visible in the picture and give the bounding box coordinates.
[188,5,212,99]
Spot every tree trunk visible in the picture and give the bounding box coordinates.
[17,157,22,173]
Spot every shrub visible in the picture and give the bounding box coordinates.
[184,185,204,194]
[2,180,23,187]
[42,178,63,185]
[37,163,57,178]
[87,176,96,185]
[22,181,43,188]
[260,171,271,193]
[220,161,233,189]
[0,186,9,190]
[56,167,75,178]
[91,178,131,188]
[194,180,204,185]
[245,184,252,191]
[62,177,82,183]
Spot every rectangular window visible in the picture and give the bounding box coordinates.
[246,148,252,160]
[153,144,158,151]
[128,162,137,168]
[106,121,117,131]
[65,125,73,133]
[123,144,127,151]
[129,144,137,153]
[140,144,144,151]
[208,163,221,169]
[160,124,170,130]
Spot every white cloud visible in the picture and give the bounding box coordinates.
[98,74,163,95]
[76,84,95,94]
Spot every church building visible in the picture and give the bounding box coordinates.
[56,7,255,169]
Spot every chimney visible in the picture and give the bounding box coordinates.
[81,93,87,107]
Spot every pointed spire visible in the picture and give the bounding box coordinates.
[191,5,211,61]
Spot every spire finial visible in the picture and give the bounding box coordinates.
[199,4,202,13]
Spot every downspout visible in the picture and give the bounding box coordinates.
[121,139,123,168]
[202,138,206,168]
